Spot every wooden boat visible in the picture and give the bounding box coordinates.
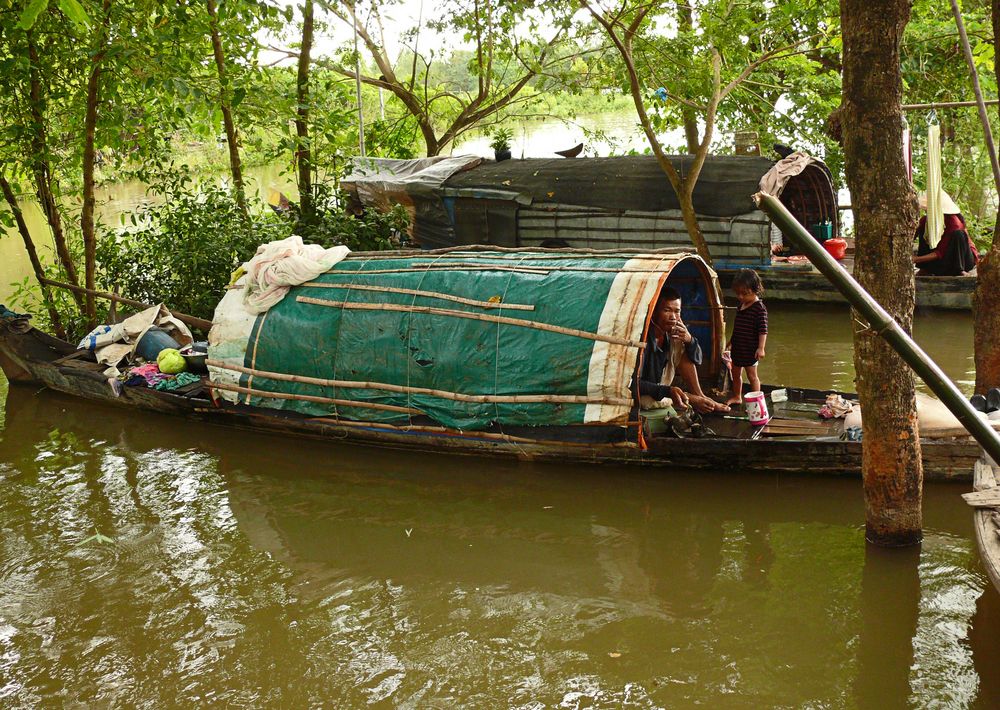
[0,248,983,479]
[342,154,973,309]
[966,458,1000,592]
[716,259,976,310]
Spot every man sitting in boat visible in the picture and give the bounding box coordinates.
[636,287,730,415]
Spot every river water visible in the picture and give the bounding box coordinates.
[1,125,998,706]
[0,305,995,706]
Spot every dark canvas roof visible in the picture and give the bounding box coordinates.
[444,155,776,217]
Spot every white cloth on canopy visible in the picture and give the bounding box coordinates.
[241,235,351,314]
[76,304,193,365]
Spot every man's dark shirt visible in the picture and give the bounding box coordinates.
[636,329,702,401]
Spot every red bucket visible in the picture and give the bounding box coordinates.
[823,237,847,260]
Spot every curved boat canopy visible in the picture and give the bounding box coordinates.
[209,249,723,431]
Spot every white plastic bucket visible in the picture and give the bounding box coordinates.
[744,391,770,425]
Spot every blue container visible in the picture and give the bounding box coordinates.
[136,327,181,361]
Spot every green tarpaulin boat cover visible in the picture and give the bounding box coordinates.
[208,250,717,430]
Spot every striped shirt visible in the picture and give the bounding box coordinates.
[730,300,767,366]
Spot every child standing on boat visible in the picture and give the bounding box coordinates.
[725,269,768,406]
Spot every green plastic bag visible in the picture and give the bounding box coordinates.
[157,348,187,374]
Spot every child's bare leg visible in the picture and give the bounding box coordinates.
[727,366,744,405]
[746,365,760,393]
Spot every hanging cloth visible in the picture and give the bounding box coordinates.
[902,117,912,183]
[926,123,944,249]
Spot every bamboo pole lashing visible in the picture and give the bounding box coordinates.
[208,380,423,414]
[300,281,535,311]
[206,358,634,406]
[39,277,214,331]
[294,296,646,348]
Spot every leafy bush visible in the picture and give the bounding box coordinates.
[6,224,109,343]
[97,170,291,322]
[7,274,107,344]
[291,181,410,252]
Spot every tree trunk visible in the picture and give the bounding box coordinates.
[295,0,315,220]
[973,243,1000,390]
[81,0,113,327]
[973,0,1000,392]
[841,0,922,546]
[676,184,713,263]
[27,36,84,311]
[206,0,249,221]
[0,174,66,338]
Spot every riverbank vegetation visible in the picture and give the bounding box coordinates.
[0,1,999,330]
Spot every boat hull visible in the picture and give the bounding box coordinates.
[968,458,1000,594]
[717,266,975,310]
[0,319,980,481]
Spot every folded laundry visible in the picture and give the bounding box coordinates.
[123,363,172,387]
[152,372,201,391]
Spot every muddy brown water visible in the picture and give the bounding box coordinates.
[0,161,995,707]
[0,299,998,707]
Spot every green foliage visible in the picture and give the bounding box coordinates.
[7,274,102,344]
[902,0,999,235]
[96,170,291,321]
[488,127,513,152]
[327,0,587,155]
[292,181,410,251]
[6,225,108,342]
[364,118,419,160]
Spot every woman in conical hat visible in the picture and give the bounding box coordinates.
[913,190,979,276]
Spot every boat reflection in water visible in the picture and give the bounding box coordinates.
[0,385,993,707]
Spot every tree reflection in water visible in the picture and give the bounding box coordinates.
[0,384,992,707]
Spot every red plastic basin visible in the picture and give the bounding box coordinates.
[823,237,847,260]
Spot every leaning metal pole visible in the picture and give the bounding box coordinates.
[755,191,1000,464]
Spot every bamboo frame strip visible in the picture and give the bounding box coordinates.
[208,381,422,414]
[294,296,646,348]
[206,358,634,406]
[328,265,551,276]
[345,244,691,258]
[901,99,1000,111]
[39,277,214,331]
[300,281,535,311]
[331,263,678,275]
